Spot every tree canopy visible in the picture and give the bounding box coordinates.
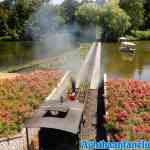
[99,4,131,41]
[75,3,99,26]
[119,0,145,30]
[0,0,149,41]
[75,3,130,41]
[144,0,150,29]
[60,0,79,24]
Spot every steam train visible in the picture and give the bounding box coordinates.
[25,78,84,150]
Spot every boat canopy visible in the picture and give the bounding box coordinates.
[25,100,84,134]
[119,37,128,41]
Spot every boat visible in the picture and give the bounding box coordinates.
[120,41,136,53]
[118,37,128,42]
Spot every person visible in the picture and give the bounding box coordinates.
[68,77,77,101]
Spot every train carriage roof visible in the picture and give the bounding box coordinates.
[25,100,84,134]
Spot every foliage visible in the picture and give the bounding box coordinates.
[119,0,145,30]
[130,30,150,40]
[0,0,44,40]
[75,3,99,26]
[0,69,63,137]
[60,0,79,24]
[126,30,150,41]
[0,5,9,36]
[99,5,131,41]
[25,5,64,40]
[75,3,131,41]
[106,80,150,141]
[144,0,150,29]
[0,0,149,41]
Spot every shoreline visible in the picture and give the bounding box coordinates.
[0,73,19,79]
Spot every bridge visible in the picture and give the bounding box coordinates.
[25,42,106,150]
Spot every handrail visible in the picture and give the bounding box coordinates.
[76,43,96,88]
[90,42,101,89]
[46,71,71,101]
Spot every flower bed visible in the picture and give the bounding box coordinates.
[106,80,150,141]
[0,69,63,137]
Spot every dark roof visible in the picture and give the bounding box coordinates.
[25,100,84,134]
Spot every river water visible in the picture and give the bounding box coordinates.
[0,41,150,80]
[103,41,150,81]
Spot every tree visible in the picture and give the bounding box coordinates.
[119,0,145,30]
[75,3,130,41]
[75,3,99,26]
[0,0,45,40]
[144,0,150,29]
[0,7,9,36]
[60,0,79,24]
[25,5,65,40]
[0,0,15,9]
[99,5,131,41]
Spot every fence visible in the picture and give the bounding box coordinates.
[0,128,38,150]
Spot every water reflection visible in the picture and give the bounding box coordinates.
[0,41,79,71]
[103,41,150,81]
[1,40,150,81]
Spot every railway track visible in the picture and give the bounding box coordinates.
[76,43,99,141]
[78,87,98,141]
[24,42,101,150]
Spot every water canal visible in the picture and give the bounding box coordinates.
[0,41,150,80]
[103,41,150,81]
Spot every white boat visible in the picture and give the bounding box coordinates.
[120,42,136,53]
[118,37,128,42]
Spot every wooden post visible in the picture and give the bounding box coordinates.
[26,128,30,150]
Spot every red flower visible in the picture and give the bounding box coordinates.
[116,111,128,121]
[0,69,63,137]
[107,79,150,141]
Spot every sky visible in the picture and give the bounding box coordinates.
[0,0,83,4]
[51,0,64,4]
[51,0,82,5]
